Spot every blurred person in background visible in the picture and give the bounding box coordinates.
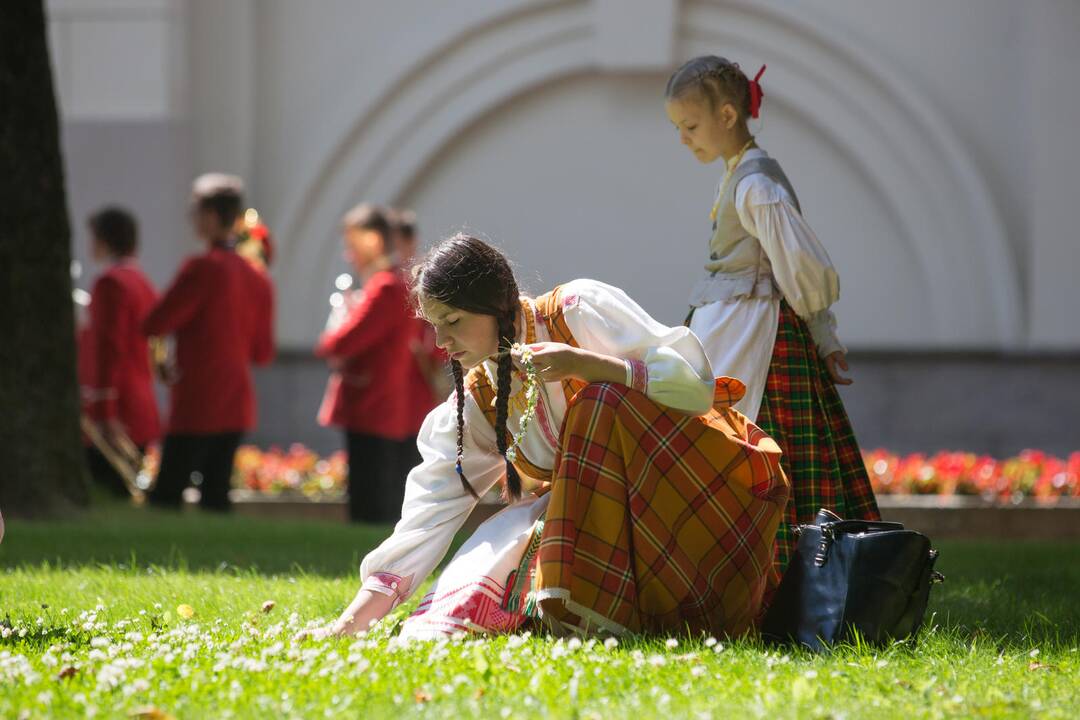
[316,204,414,524]
[390,209,448,484]
[80,206,160,497]
[143,173,275,512]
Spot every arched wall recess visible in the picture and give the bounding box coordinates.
[277,0,1019,349]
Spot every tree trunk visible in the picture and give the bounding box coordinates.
[0,0,90,516]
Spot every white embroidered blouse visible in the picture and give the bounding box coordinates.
[358,278,715,605]
[689,148,845,422]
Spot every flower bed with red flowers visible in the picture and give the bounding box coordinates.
[138,444,1080,537]
[139,444,348,499]
[864,449,1080,504]
[230,444,347,498]
[142,445,1079,505]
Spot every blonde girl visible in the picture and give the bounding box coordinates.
[664,56,880,584]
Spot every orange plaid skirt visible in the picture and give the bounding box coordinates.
[533,379,789,637]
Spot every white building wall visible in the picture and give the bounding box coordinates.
[47,0,192,292]
[44,0,1080,454]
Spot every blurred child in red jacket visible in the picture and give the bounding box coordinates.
[389,209,447,481]
[144,174,275,511]
[316,204,413,523]
[81,206,161,496]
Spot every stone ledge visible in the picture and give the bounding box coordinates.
[876,496,1080,540]
[217,492,1080,540]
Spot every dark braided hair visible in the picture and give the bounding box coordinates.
[449,359,473,497]
[493,312,519,498]
[665,55,753,119]
[414,234,524,500]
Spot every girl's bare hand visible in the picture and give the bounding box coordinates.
[510,342,583,382]
[824,351,853,386]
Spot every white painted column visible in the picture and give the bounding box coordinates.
[1028,0,1080,348]
[187,0,256,192]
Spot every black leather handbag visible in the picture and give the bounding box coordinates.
[761,508,944,652]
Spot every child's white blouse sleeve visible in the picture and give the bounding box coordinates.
[736,176,846,357]
[559,279,715,416]
[358,394,504,606]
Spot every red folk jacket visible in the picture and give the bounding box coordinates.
[404,316,446,436]
[143,246,274,434]
[82,261,161,446]
[316,269,413,439]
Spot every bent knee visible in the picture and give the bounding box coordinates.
[569,381,632,408]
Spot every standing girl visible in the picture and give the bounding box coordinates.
[307,234,788,640]
[664,56,880,576]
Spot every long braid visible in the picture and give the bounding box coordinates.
[450,359,478,498]
[494,309,522,500]
[414,233,524,500]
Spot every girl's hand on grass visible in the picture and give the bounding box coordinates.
[294,623,354,642]
[825,351,853,386]
[293,625,333,641]
[294,588,393,641]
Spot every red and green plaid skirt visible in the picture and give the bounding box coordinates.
[533,379,789,637]
[756,301,880,581]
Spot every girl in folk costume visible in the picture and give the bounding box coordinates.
[664,56,880,579]
[307,234,788,640]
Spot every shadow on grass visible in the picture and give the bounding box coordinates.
[3,500,1078,647]
[924,540,1080,646]
[0,499,391,577]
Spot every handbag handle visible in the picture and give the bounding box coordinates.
[804,520,924,567]
[793,518,905,538]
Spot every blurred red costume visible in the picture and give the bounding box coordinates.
[144,246,274,433]
[316,268,414,523]
[316,269,412,439]
[82,260,161,445]
[143,244,274,510]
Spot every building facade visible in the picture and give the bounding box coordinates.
[51,0,1080,455]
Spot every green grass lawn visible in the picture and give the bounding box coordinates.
[2,502,1078,719]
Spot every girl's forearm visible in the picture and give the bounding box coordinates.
[331,588,395,636]
[576,349,631,385]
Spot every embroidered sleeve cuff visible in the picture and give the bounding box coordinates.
[807,309,847,358]
[624,359,648,394]
[361,572,407,607]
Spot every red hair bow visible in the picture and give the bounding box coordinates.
[749,64,766,119]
